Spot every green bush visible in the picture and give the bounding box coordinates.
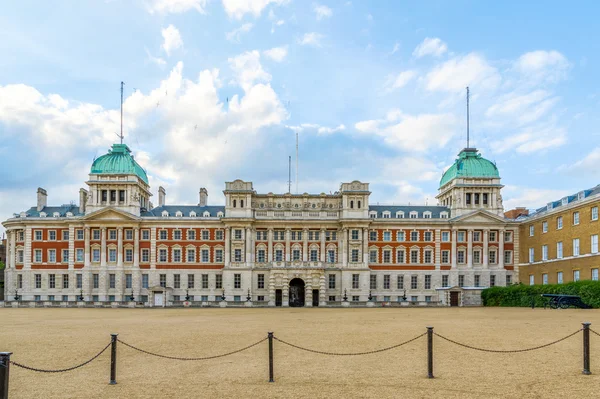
[481,281,600,308]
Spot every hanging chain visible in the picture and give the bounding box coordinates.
[117,337,267,360]
[11,342,112,373]
[433,329,582,353]
[273,332,426,356]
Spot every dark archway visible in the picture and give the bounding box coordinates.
[289,278,305,307]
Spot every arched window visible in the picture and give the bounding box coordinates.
[350,200,354,209]
[233,199,237,208]
[358,201,361,209]
[241,200,244,208]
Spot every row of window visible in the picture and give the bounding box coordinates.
[368,248,513,265]
[529,269,599,285]
[160,210,223,218]
[369,210,449,219]
[28,229,226,242]
[343,273,511,289]
[530,207,599,236]
[254,230,338,241]
[529,235,599,263]
[368,230,512,243]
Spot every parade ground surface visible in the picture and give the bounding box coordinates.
[2,307,600,399]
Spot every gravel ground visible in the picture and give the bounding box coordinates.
[2,307,599,399]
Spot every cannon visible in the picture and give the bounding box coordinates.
[541,294,592,309]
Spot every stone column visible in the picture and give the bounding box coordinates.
[302,228,309,262]
[84,227,91,267]
[342,228,348,267]
[24,227,32,270]
[451,229,457,269]
[267,228,273,262]
[101,228,107,267]
[225,227,231,266]
[9,230,16,269]
[117,227,123,267]
[285,228,291,262]
[483,230,489,268]
[320,228,326,263]
[268,274,275,306]
[362,228,369,265]
[467,229,473,268]
[498,229,505,268]
[305,279,313,307]
[245,227,252,266]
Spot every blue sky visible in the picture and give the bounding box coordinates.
[1,0,599,235]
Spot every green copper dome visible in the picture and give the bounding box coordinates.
[91,144,149,184]
[439,148,499,188]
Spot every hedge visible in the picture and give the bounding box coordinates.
[481,280,600,308]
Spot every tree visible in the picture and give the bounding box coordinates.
[0,261,5,270]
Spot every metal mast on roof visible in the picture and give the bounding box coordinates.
[117,81,125,144]
[295,131,299,194]
[466,86,470,148]
[288,156,292,193]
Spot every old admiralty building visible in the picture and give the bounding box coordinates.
[2,144,519,307]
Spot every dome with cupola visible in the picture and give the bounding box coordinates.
[90,144,149,184]
[439,148,499,188]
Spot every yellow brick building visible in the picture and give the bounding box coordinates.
[516,186,600,285]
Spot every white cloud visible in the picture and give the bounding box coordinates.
[313,4,332,20]
[425,53,500,92]
[298,32,324,47]
[563,147,600,177]
[486,90,559,125]
[228,51,271,91]
[355,111,458,152]
[161,25,183,56]
[146,0,208,14]
[491,122,566,154]
[385,70,417,91]
[413,37,447,58]
[222,0,287,20]
[389,42,400,55]
[502,186,570,211]
[286,123,345,135]
[145,47,166,66]
[515,50,570,83]
[226,23,253,43]
[263,46,288,62]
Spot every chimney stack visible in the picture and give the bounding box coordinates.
[79,188,88,214]
[199,188,208,207]
[158,186,166,207]
[37,188,47,212]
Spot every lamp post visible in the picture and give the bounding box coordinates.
[221,289,226,301]
[14,289,20,301]
[185,289,190,302]
[402,289,407,302]
[368,290,373,301]
[129,290,135,302]
[246,288,251,302]
[79,289,84,302]
[343,289,348,302]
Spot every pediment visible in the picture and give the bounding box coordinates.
[82,207,139,221]
[451,210,506,224]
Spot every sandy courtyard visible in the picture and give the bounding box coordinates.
[1,307,599,399]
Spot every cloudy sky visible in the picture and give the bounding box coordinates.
[1,0,599,235]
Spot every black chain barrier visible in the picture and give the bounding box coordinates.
[117,337,268,360]
[10,342,112,373]
[273,332,426,356]
[433,329,582,353]
[590,329,600,338]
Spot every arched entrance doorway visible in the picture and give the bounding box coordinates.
[289,278,305,307]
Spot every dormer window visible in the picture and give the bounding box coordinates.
[203,211,210,217]
[409,211,418,219]
[396,211,404,219]
[161,210,169,217]
[440,211,449,219]
[578,191,585,200]
[382,211,391,219]
[39,212,47,218]
[561,197,569,206]
[53,212,60,217]
[217,211,224,218]
[175,211,183,217]
[547,203,553,211]
[423,211,432,219]
[189,211,196,217]
[66,212,73,217]
[369,211,377,219]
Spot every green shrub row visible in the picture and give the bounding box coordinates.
[481,281,600,308]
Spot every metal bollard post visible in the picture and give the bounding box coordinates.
[582,323,591,375]
[427,327,434,379]
[0,352,12,399]
[268,332,274,383]
[110,334,118,385]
